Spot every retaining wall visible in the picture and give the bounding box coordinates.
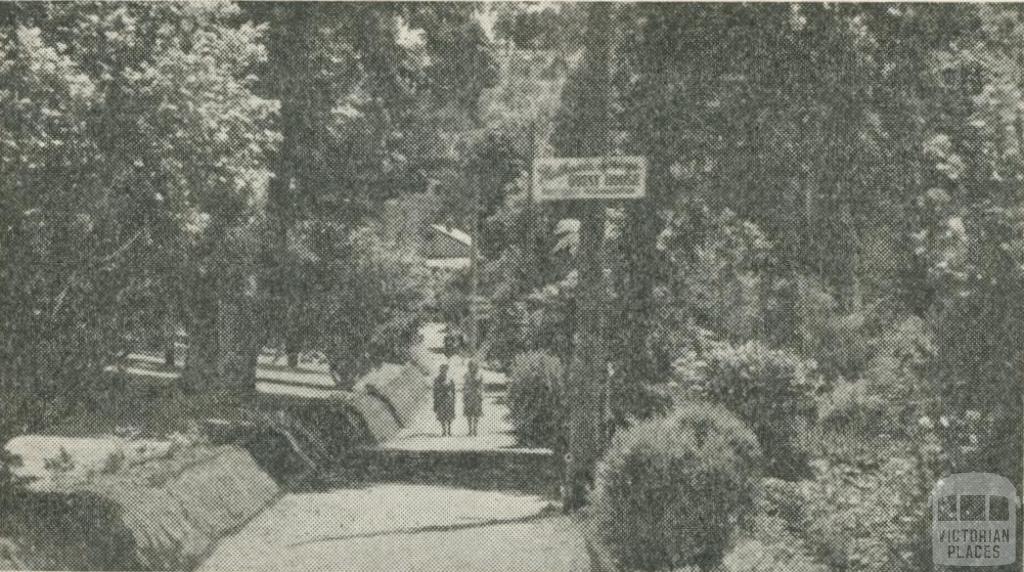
[348,393,402,443]
[0,445,279,571]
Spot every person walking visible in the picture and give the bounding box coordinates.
[433,364,456,436]
[463,360,484,437]
[441,379,456,436]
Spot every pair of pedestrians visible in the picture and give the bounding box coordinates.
[433,361,484,437]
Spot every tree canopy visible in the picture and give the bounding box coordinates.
[0,2,1020,492]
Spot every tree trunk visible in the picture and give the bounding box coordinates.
[837,203,862,312]
[164,343,176,368]
[183,277,220,392]
[183,265,262,398]
[217,292,260,390]
[263,4,314,374]
[616,195,660,415]
[163,312,177,367]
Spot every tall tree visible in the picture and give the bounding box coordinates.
[252,3,496,374]
[0,1,276,434]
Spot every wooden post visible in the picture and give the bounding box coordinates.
[566,2,613,510]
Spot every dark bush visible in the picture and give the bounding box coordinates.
[505,351,565,448]
[719,477,828,572]
[722,536,828,572]
[817,379,889,438]
[697,341,819,479]
[817,316,938,448]
[592,402,762,572]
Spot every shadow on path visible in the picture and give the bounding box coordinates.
[286,507,561,548]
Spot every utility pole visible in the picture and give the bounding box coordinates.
[565,2,613,510]
[468,174,480,358]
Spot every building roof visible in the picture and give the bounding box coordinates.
[429,224,472,247]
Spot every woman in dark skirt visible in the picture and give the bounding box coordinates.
[433,364,456,436]
[463,360,484,436]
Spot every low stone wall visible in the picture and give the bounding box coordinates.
[253,390,369,454]
[0,444,280,571]
[364,363,430,428]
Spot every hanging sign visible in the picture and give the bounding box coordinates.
[532,156,647,201]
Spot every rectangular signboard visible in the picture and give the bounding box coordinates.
[532,156,647,201]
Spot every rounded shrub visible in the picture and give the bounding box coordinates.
[592,402,762,572]
[506,351,564,448]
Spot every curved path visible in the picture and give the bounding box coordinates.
[199,323,585,572]
[198,484,586,572]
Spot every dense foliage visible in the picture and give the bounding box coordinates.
[0,2,276,433]
[695,341,820,479]
[305,228,431,385]
[0,2,495,449]
[1,4,1022,567]
[483,2,1021,505]
[753,426,941,572]
[505,351,565,449]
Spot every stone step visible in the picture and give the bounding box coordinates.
[326,447,560,496]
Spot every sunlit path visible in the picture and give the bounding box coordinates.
[380,323,549,454]
[200,483,585,572]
